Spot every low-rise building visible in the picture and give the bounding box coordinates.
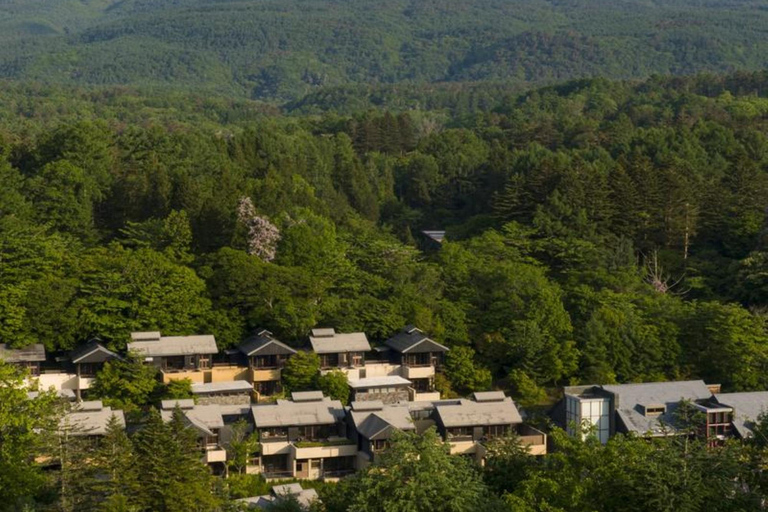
[60,400,126,438]
[1,343,46,376]
[560,380,716,443]
[252,391,356,480]
[128,331,218,383]
[238,329,296,399]
[310,329,370,375]
[160,399,229,471]
[347,400,415,469]
[67,340,120,399]
[433,391,546,459]
[384,326,448,396]
[709,391,768,440]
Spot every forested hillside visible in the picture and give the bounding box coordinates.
[2,0,768,100]
[3,72,768,401]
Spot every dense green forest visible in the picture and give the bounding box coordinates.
[3,0,768,100]
[4,72,768,401]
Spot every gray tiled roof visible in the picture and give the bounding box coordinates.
[252,397,345,428]
[70,340,119,364]
[239,329,297,357]
[61,403,125,436]
[127,333,218,357]
[602,380,712,436]
[422,230,446,243]
[161,404,224,436]
[0,343,45,363]
[310,330,370,354]
[384,326,449,354]
[350,404,415,440]
[435,398,523,428]
[715,392,768,438]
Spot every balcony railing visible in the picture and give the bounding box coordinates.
[322,469,355,478]
[262,470,294,479]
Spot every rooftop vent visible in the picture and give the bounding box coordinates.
[311,328,335,338]
[130,331,161,342]
[351,400,385,412]
[641,404,666,417]
[291,391,325,402]
[473,391,506,403]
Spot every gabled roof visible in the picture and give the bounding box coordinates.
[310,329,370,354]
[127,332,218,357]
[435,398,523,428]
[61,402,126,436]
[239,329,297,357]
[161,404,224,437]
[422,230,446,243]
[384,326,449,354]
[601,380,712,436]
[714,392,768,439]
[252,397,345,428]
[350,404,415,440]
[70,340,120,364]
[0,343,46,363]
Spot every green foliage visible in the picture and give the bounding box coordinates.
[317,370,350,405]
[282,352,321,393]
[443,346,492,395]
[89,355,159,414]
[0,361,59,511]
[133,408,221,511]
[161,378,194,401]
[343,428,495,512]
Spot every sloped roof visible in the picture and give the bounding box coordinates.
[61,403,126,436]
[239,484,320,509]
[127,333,218,357]
[310,330,370,354]
[252,398,345,428]
[161,404,224,437]
[601,380,712,436]
[435,398,523,428]
[348,376,412,389]
[239,329,297,357]
[350,404,415,440]
[422,230,446,243]
[70,340,119,364]
[715,392,768,439]
[0,343,45,363]
[384,326,448,354]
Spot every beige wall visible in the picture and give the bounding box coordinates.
[211,366,250,382]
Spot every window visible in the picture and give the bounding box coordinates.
[351,353,364,367]
[485,425,509,438]
[198,355,210,369]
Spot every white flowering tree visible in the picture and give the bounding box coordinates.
[237,197,280,262]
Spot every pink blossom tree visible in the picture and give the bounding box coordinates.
[237,197,280,262]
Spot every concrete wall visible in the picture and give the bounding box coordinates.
[195,394,251,406]
[353,389,410,405]
[211,366,250,382]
